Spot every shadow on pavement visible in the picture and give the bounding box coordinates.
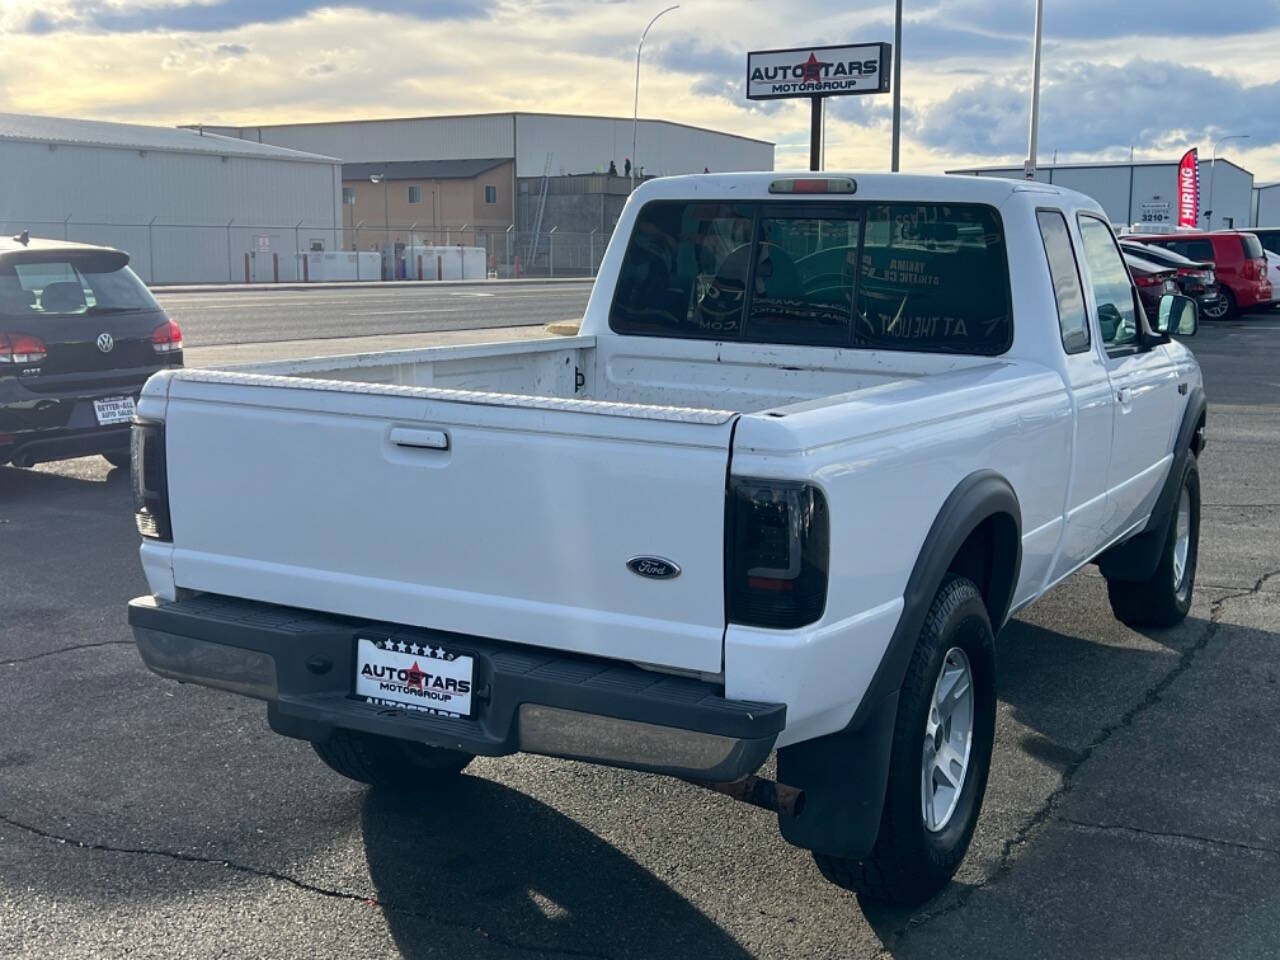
[0,461,127,502]
[855,612,1216,951]
[362,775,754,960]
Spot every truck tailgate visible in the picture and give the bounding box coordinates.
[161,371,737,674]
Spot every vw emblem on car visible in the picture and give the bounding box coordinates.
[626,556,681,580]
[96,332,115,353]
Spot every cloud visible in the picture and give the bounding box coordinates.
[939,0,1280,39]
[914,58,1280,156]
[15,0,490,34]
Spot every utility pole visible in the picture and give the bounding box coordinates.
[1025,0,1044,179]
[891,0,903,172]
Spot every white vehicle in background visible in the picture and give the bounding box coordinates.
[127,172,1205,905]
[1265,250,1280,306]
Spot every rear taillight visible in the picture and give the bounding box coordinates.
[1133,274,1159,287]
[131,420,171,541]
[727,478,829,629]
[0,332,48,364]
[152,319,183,354]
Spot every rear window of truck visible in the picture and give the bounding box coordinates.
[609,200,1012,355]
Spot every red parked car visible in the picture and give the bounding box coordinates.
[1127,230,1272,319]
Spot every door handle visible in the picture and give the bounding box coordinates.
[390,427,449,450]
[1116,387,1131,404]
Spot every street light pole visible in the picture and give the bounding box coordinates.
[632,4,679,193]
[1206,134,1250,229]
[891,0,902,172]
[1025,0,1044,179]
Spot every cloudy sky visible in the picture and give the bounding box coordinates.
[2,0,1277,179]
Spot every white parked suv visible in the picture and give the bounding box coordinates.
[127,173,1205,905]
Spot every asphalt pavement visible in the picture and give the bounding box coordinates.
[154,281,593,348]
[1,311,1278,959]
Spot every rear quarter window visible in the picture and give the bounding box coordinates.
[1239,234,1265,260]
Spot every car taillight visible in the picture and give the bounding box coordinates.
[152,319,183,354]
[0,332,48,364]
[131,419,172,541]
[727,478,829,629]
[1133,274,1159,287]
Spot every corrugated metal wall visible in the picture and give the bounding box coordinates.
[204,114,774,179]
[0,140,342,283]
[514,114,773,178]
[954,161,1255,230]
[208,116,516,164]
[1256,185,1280,227]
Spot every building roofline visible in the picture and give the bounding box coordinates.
[191,110,775,148]
[948,157,1253,177]
[0,112,341,164]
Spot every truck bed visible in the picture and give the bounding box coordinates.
[224,334,924,418]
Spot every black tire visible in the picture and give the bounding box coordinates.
[103,451,130,468]
[814,575,997,906]
[312,728,473,790]
[1106,456,1200,628]
[1202,288,1235,320]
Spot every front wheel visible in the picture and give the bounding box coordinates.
[814,575,997,905]
[1106,456,1200,628]
[312,728,473,790]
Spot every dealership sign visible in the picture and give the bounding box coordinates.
[1177,148,1200,229]
[746,43,891,100]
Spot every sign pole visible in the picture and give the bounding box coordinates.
[891,0,902,171]
[810,97,823,171]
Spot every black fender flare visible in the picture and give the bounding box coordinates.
[1098,386,1206,582]
[777,470,1021,859]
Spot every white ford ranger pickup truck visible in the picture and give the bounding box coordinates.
[127,173,1205,905]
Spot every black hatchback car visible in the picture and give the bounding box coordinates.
[0,235,181,468]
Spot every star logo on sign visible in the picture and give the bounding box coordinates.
[800,52,830,84]
[404,661,427,690]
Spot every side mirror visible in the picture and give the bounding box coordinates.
[1157,293,1198,337]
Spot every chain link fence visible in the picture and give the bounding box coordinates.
[0,216,618,284]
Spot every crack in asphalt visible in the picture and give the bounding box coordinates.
[1055,816,1280,858]
[0,811,614,960]
[888,567,1280,944]
[3,640,134,666]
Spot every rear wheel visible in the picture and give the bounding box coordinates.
[814,575,997,905]
[312,728,473,790]
[1106,456,1200,628]
[1202,288,1234,320]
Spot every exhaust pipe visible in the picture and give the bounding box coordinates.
[685,775,805,817]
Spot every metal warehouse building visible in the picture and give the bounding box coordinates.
[1255,183,1280,227]
[200,112,775,275]
[0,112,343,284]
[949,157,1257,231]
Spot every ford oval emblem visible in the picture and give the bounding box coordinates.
[627,556,681,580]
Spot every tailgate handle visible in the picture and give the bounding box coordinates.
[390,427,449,451]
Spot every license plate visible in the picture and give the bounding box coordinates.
[93,396,136,426]
[354,637,474,718]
